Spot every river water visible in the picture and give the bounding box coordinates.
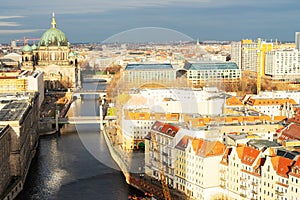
[16,82,143,200]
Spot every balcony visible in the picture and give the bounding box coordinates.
[275,190,284,196]
[252,190,258,195]
[240,193,247,198]
[220,177,226,181]
[220,183,226,189]
[240,184,247,190]
[240,177,247,182]
[219,169,226,173]
[162,151,168,156]
[251,182,258,186]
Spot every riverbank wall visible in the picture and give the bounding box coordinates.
[102,126,187,200]
[102,126,131,183]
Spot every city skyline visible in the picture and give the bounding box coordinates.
[0,0,300,43]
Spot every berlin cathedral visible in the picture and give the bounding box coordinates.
[21,13,81,90]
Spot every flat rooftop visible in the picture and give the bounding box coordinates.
[0,101,29,121]
[247,139,280,149]
[125,63,173,70]
[184,62,239,70]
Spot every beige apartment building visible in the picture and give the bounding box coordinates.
[175,136,225,200]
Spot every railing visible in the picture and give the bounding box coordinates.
[240,193,247,198]
[251,181,258,186]
[275,190,284,196]
[220,177,226,181]
[240,177,247,182]
[240,184,247,190]
[252,190,258,194]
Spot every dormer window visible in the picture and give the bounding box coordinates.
[158,126,163,131]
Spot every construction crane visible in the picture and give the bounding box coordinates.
[23,36,40,45]
[151,132,172,200]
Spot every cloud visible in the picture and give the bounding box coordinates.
[0,16,24,19]
[0,29,45,34]
[0,22,20,27]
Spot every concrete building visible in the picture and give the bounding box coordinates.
[121,87,226,150]
[130,87,226,115]
[21,13,80,90]
[122,63,176,85]
[0,92,39,200]
[0,70,44,107]
[0,125,13,196]
[230,41,242,69]
[230,39,273,74]
[259,90,300,104]
[183,61,241,87]
[265,49,300,80]
[242,95,296,120]
[295,32,300,50]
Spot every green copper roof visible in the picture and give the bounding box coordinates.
[125,63,174,70]
[22,44,32,52]
[31,44,37,50]
[39,28,69,47]
[184,62,239,70]
[38,13,69,47]
[68,52,75,57]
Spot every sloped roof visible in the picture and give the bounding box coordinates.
[175,136,226,157]
[151,121,179,137]
[175,135,193,150]
[226,96,244,106]
[192,139,225,157]
[271,156,294,178]
[279,123,300,141]
[240,146,261,166]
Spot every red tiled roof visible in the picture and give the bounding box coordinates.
[287,115,300,125]
[289,157,300,178]
[192,139,225,157]
[151,121,179,137]
[240,146,260,166]
[279,123,300,141]
[175,137,226,157]
[271,156,294,178]
[175,135,193,150]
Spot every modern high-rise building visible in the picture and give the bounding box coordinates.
[265,49,300,80]
[295,32,300,50]
[230,39,273,74]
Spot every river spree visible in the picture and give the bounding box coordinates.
[16,83,143,200]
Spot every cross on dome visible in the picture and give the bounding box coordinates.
[51,12,56,28]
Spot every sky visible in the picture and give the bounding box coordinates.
[0,0,300,43]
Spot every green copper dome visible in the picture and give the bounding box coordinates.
[68,52,75,57]
[22,44,32,52]
[38,13,69,47]
[31,44,37,50]
[39,28,68,47]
